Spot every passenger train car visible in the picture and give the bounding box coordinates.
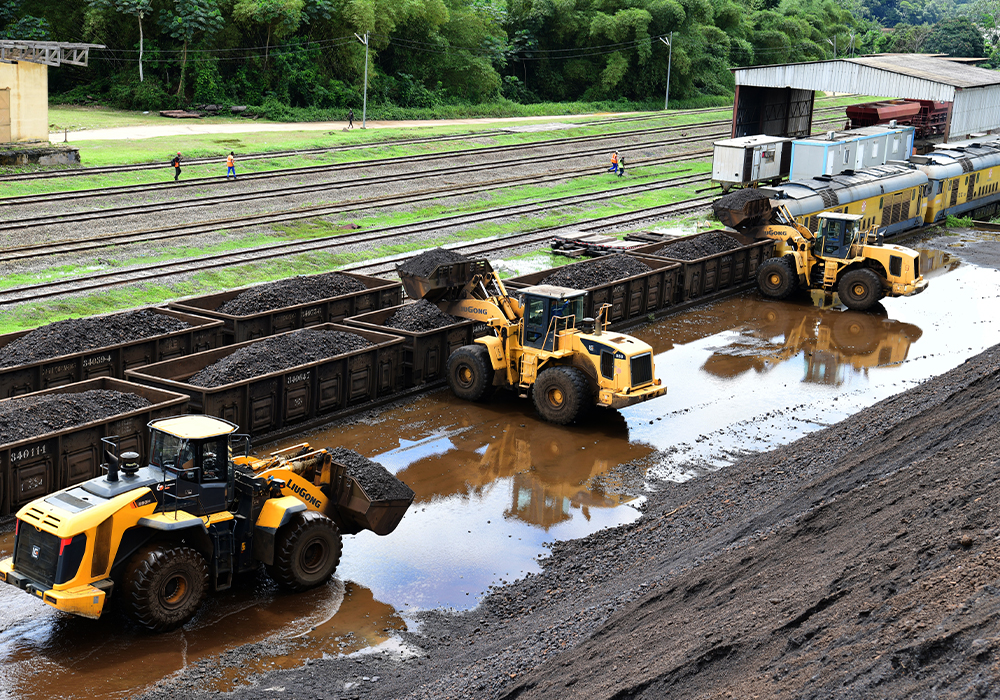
[759,138,1000,237]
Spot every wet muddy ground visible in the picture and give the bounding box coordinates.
[1,229,998,699]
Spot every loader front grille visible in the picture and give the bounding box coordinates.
[630,353,653,387]
[13,523,60,588]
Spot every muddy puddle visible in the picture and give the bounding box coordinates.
[1,232,997,698]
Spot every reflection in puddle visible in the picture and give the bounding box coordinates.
[282,397,653,614]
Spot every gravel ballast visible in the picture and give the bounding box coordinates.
[0,390,151,444]
[655,231,741,260]
[329,446,415,501]
[384,300,461,333]
[398,248,470,277]
[186,329,373,387]
[216,273,367,316]
[540,254,651,288]
[0,310,190,368]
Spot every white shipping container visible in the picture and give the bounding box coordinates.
[789,125,915,180]
[712,135,792,190]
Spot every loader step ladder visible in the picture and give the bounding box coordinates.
[210,525,235,590]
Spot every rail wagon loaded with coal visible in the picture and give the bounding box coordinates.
[0,378,189,516]
[169,271,403,344]
[124,325,405,439]
[0,308,224,399]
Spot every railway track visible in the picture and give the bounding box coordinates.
[0,155,711,261]
[2,103,849,192]
[0,185,716,305]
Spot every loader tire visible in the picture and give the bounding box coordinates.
[447,345,495,402]
[757,258,797,300]
[533,366,590,425]
[838,268,882,311]
[268,511,342,591]
[123,545,208,632]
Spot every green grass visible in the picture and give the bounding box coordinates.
[945,214,975,228]
[48,105,247,132]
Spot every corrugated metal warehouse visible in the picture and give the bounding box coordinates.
[731,54,1000,144]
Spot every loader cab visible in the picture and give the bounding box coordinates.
[519,285,586,351]
[814,212,863,260]
[147,415,241,515]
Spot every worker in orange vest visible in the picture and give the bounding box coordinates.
[608,150,619,174]
[226,151,236,180]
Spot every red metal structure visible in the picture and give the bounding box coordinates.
[847,99,951,139]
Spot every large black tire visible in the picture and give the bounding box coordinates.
[757,257,797,300]
[533,366,590,425]
[268,511,342,591]
[447,344,495,401]
[123,545,208,632]
[838,268,883,311]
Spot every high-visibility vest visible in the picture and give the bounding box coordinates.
[227,155,234,167]
[611,153,618,164]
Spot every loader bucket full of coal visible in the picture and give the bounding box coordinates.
[713,189,774,231]
[397,259,494,303]
[324,450,415,535]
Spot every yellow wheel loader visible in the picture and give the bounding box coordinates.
[713,192,927,311]
[0,415,413,631]
[397,257,666,425]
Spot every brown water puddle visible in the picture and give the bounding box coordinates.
[2,237,993,698]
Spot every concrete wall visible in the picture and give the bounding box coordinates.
[0,61,48,143]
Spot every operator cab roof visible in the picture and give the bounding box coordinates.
[149,415,238,440]
[817,212,864,223]
[519,284,585,299]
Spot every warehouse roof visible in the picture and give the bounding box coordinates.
[733,55,1000,103]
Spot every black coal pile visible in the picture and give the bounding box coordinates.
[0,390,151,444]
[187,329,373,387]
[716,187,772,208]
[656,231,741,260]
[384,300,461,333]
[397,248,469,277]
[0,310,190,369]
[329,447,415,501]
[216,273,367,316]
[540,254,651,288]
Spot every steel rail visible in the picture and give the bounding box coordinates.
[0,191,716,304]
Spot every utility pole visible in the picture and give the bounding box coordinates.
[658,33,673,111]
[827,35,837,59]
[354,32,369,128]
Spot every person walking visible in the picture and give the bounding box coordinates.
[172,152,182,181]
[226,151,236,180]
[617,155,626,178]
[348,109,354,129]
[608,150,619,174]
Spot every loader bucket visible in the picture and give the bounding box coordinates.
[712,190,774,230]
[397,259,494,302]
[325,460,415,535]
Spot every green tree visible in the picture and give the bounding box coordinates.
[87,0,152,81]
[923,15,985,55]
[0,0,51,39]
[161,0,225,98]
[233,0,304,68]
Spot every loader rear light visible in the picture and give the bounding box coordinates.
[59,538,73,556]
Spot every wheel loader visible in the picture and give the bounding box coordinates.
[713,191,927,311]
[0,415,413,631]
[396,256,666,425]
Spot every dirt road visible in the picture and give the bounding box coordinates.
[137,234,1000,699]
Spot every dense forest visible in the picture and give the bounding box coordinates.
[4,0,1000,116]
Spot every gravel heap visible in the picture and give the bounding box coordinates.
[186,329,373,387]
[0,310,190,369]
[329,447,415,501]
[0,390,151,444]
[540,254,651,288]
[216,273,367,316]
[398,248,469,277]
[655,231,741,260]
[384,300,461,333]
